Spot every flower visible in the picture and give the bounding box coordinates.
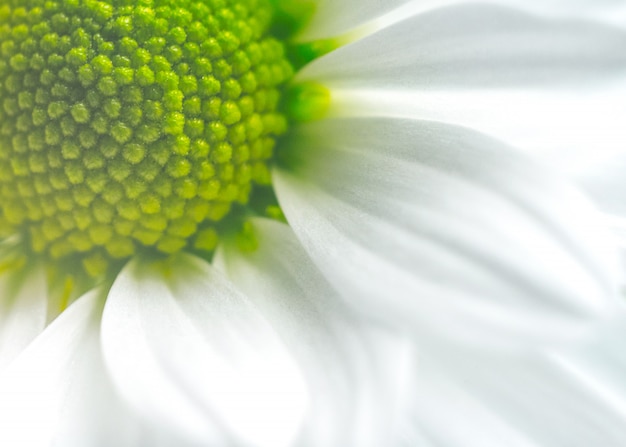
[1,0,626,446]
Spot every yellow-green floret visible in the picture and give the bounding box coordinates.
[0,0,294,276]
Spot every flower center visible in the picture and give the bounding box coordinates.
[0,0,296,276]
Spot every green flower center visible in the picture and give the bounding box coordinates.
[0,0,306,277]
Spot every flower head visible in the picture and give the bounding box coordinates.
[1,0,626,446]
[0,0,301,277]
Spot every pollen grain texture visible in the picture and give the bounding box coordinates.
[0,0,293,276]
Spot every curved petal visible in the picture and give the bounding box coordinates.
[300,0,626,41]
[576,162,626,267]
[216,218,412,446]
[300,4,626,89]
[576,155,626,221]
[100,254,308,447]
[505,1,626,27]
[552,316,626,411]
[409,347,626,446]
[298,0,411,41]
[402,357,537,447]
[0,264,47,371]
[301,4,626,169]
[0,291,151,447]
[274,117,622,347]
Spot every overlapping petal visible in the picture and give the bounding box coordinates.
[576,155,626,224]
[100,254,309,447]
[554,316,626,410]
[299,3,626,175]
[216,218,412,446]
[297,0,412,41]
[300,3,626,90]
[405,346,626,446]
[275,117,622,347]
[1,1,624,446]
[302,0,626,41]
[303,2,626,253]
[298,0,626,40]
[0,291,149,447]
[0,264,46,371]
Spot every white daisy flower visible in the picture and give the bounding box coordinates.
[0,0,625,446]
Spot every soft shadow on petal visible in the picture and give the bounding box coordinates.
[552,316,626,412]
[299,4,626,89]
[300,0,626,42]
[0,291,150,447]
[367,0,626,37]
[399,357,537,447]
[297,0,411,41]
[406,346,626,446]
[576,162,626,269]
[274,117,622,347]
[301,3,626,170]
[504,0,626,27]
[216,218,412,446]
[576,156,626,222]
[0,264,47,371]
[100,254,309,447]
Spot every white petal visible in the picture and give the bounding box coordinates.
[298,0,411,41]
[301,0,626,41]
[216,218,413,446]
[332,88,626,180]
[410,347,626,446]
[0,291,100,446]
[302,4,626,171]
[506,0,626,27]
[403,357,537,447]
[368,0,626,37]
[0,264,47,370]
[100,255,308,447]
[607,217,626,257]
[552,316,626,412]
[0,291,143,446]
[576,166,626,273]
[576,155,626,221]
[299,4,626,89]
[274,117,622,347]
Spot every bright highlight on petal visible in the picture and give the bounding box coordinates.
[300,3,626,169]
[298,4,626,89]
[0,262,46,370]
[275,117,622,346]
[217,218,413,446]
[100,254,308,447]
[297,0,412,40]
[408,347,626,446]
[0,291,118,447]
